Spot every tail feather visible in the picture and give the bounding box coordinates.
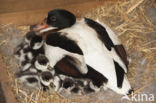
[114,60,125,88]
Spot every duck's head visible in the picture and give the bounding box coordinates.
[35,54,49,71]
[30,35,43,50]
[40,71,54,86]
[31,9,76,34]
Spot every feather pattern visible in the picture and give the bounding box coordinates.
[51,18,131,94]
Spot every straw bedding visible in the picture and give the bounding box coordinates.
[0,0,155,103]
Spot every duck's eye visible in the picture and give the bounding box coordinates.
[50,16,56,22]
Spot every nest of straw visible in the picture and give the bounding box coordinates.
[0,0,156,103]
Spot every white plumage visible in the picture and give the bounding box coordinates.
[44,43,88,74]
[19,9,133,95]
[44,18,131,95]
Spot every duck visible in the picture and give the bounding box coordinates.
[29,28,103,93]
[40,71,61,91]
[39,70,96,95]
[61,77,95,95]
[34,54,50,72]
[14,31,35,60]
[14,31,45,72]
[60,77,83,95]
[31,9,133,95]
[16,71,41,89]
[14,31,43,62]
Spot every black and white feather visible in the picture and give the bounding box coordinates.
[32,9,133,95]
[35,54,50,72]
[16,72,41,89]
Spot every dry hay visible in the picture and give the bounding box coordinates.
[0,0,156,103]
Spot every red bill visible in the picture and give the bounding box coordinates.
[31,18,57,34]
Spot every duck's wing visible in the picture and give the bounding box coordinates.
[55,56,108,88]
[95,19,129,67]
[45,32,88,74]
[54,55,83,77]
[114,45,129,68]
[85,18,128,70]
[46,32,83,55]
[85,18,128,88]
[85,18,114,51]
